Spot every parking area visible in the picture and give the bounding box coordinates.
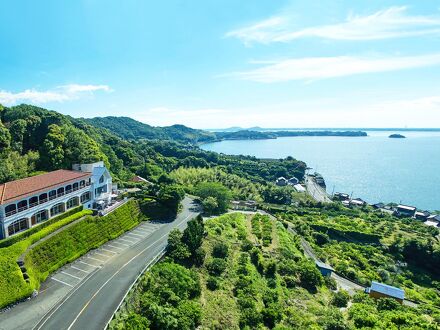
[47,221,164,289]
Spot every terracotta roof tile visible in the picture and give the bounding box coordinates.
[0,170,91,205]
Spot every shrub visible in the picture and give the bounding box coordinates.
[212,242,228,259]
[262,303,282,329]
[331,290,350,307]
[206,258,227,276]
[25,200,142,282]
[206,276,220,290]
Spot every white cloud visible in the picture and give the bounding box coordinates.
[227,6,440,44]
[224,53,440,83]
[0,84,112,106]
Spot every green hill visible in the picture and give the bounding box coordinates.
[84,116,216,143]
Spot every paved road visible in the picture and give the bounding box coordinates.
[305,175,332,203]
[0,197,199,330]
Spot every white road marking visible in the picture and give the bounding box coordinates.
[70,266,90,274]
[94,252,110,258]
[101,248,117,254]
[86,256,106,263]
[107,244,124,249]
[61,271,82,280]
[79,261,100,268]
[126,232,143,238]
[109,241,130,247]
[118,238,136,244]
[51,277,74,287]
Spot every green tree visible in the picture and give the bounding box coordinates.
[157,184,185,213]
[167,229,191,262]
[331,290,350,307]
[40,124,65,170]
[195,182,231,214]
[182,215,205,253]
[8,119,27,153]
[0,122,11,151]
[201,196,218,215]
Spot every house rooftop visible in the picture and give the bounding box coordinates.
[397,204,416,211]
[315,260,334,271]
[370,281,405,300]
[0,170,91,205]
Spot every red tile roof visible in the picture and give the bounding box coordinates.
[0,170,91,205]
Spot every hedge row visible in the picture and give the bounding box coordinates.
[0,206,85,248]
[0,208,92,308]
[25,200,143,283]
[311,224,381,244]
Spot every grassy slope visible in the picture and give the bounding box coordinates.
[0,200,143,308]
[0,208,92,308]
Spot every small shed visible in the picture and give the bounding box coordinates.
[315,260,334,277]
[367,281,405,304]
[396,205,417,218]
[293,184,306,193]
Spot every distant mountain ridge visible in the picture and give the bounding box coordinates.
[84,116,216,143]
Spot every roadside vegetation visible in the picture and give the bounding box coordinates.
[279,203,440,316]
[0,200,145,309]
[112,210,439,329]
[0,207,92,308]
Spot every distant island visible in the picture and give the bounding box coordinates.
[214,130,368,141]
[389,134,406,139]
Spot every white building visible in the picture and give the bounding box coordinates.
[0,162,113,239]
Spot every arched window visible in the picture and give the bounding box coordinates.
[66,197,79,210]
[49,190,57,200]
[17,200,28,212]
[57,187,65,196]
[39,193,48,203]
[73,182,79,191]
[5,204,17,217]
[8,218,28,236]
[29,196,38,208]
[50,203,65,217]
[79,180,86,188]
[31,210,48,225]
[80,192,91,204]
[99,175,104,184]
[65,184,72,194]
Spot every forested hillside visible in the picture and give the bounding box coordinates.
[0,104,306,207]
[84,116,217,143]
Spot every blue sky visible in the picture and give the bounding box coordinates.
[1,0,440,128]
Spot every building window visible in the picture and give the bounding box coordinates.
[66,197,79,210]
[65,184,72,194]
[73,182,79,191]
[99,175,104,184]
[57,187,65,197]
[49,190,57,200]
[31,210,48,225]
[8,218,29,236]
[80,192,91,204]
[39,193,48,203]
[80,180,86,188]
[29,196,38,208]
[5,204,17,216]
[50,203,65,217]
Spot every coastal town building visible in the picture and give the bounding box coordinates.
[350,198,366,207]
[293,184,306,193]
[231,200,257,211]
[415,211,431,221]
[366,281,405,304]
[395,204,417,218]
[334,192,350,201]
[275,176,300,187]
[0,162,113,239]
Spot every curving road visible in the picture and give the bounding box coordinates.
[0,197,199,330]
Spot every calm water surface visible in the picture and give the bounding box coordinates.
[201,132,440,211]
